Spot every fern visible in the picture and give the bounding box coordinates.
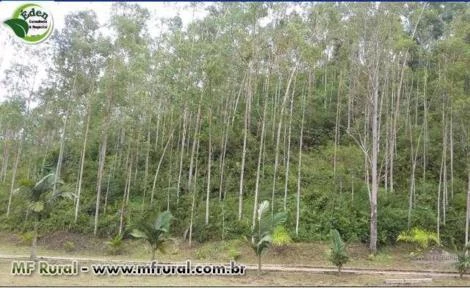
[272,226,292,247]
[397,228,439,249]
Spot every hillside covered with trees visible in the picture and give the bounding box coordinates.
[0,2,469,256]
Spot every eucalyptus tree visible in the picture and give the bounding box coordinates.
[92,3,151,235]
[2,63,38,217]
[49,11,102,223]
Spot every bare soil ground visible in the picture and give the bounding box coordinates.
[0,231,466,286]
[1,261,469,287]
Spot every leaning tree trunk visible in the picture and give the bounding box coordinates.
[205,109,212,225]
[272,66,297,214]
[466,169,470,247]
[150,133,173,204]
[6,142,21,217]
[75,102,91,223]
[283,77,295,211]
[239,66,252,220]
[176,108,187,204]
[296,72,309,236]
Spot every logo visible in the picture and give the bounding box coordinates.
[3,3,53,44]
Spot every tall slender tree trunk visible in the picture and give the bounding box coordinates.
[94,90,112,236]
[369,51,380,253]
[75,101,91,223]
[239,66,252,220]
[176,109,187,204]
[142,119,152,210]
[150,133,173,204]
[6,142,21,217]
[333,72,343,179]
[205,109,212,225]
[283,77,295,211]
[466,169,470,246]
[188,95,203,195]
[295,72,308,236]
[188,131,200,248]
[252,78,268,230]
[272,66,297,214]
[53,114,68,196]
[449,108,454,200]
[0,137,9,183]
[119,146,132,236]
[437,152,444,242]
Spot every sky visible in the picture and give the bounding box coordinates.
[0,1,208,102]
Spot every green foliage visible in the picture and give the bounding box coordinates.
[250,201,288,256]
[397,228,439,249]
[20,232,34,245]
[130,210,173,260]
[63,241,76,252]
[105,234,124,255]
[328,229,349,273]
[249,200,288,275]
[456,254,470,278]
[272,226,293,247]
[225,239,242,261]
[455,245,470,278]
[1,3,469,254]
[227,247,241,261]
[455,244,470,278]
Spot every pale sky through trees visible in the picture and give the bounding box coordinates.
[0,1,208,102]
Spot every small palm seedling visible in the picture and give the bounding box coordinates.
[17,173,74,260]
[249,200,287,276]
[455,245,470,278]
[131,210,173,261]
[328,229,349,274]
[105,234,124,255]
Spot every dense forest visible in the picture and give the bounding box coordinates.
[0,2,469,254]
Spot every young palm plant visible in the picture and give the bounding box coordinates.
[455,244,470,278]
[131,210,173,261]
[329,229,349,275]
[18,173,74,260]
[250,200,287,276]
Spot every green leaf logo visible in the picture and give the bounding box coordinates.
[4,18,29,38]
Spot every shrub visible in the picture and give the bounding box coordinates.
[273,226,293,246]
[272,226,293,253]
[105,234,124,255]
[455,245,470,278]
[456,253,470,278]
[63,241,75,252]
[225,239,242,261]
[228,247,241,261]
[397,228,439,250]
[20,232,34,246]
